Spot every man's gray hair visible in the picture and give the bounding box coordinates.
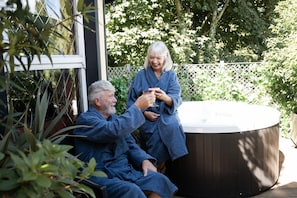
[88,80,115,105]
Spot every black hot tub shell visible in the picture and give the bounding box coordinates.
[166,101,280,198]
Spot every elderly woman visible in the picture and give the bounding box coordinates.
[126,41,188,172]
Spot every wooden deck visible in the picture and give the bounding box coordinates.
[174,137,297,198]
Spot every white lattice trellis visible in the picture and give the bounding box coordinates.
[107,62,262,100]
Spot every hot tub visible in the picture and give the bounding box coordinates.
[166,101,280,198]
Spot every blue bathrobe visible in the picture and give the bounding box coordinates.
[73,105,177,198]
[127,67,188,164]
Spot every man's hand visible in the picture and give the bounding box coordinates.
[142,159,157,176]
[134,92,155,110]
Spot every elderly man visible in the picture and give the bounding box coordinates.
[73,80,177,198]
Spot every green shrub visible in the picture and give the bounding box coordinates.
[0,139,103,198]
[0,1,105,197]
[111,76,133,115]
[0,88,106,197]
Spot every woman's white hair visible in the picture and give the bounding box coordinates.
[88,80,115,105]
[143,41,173,72]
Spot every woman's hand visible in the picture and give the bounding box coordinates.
[154,89,173,106]
[143,111,160,121]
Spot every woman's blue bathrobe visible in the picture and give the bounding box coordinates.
[73,105,177,198]
[127,67,188,164]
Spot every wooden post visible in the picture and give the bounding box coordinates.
[84,0,107,87]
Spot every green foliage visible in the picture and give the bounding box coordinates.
[187,69,248,102]
[263,0,297,114]
[8,72,41,104]
[175,66,203,101]
[174,63,270,104]
[0,139,104,198]
[110,76,132,114]
[0,1,104,197]
[0,87,106,197]
[105,0,197,66]
[0,2,51,71]
[0,0,94,72]
[105,0,280,65]
[183,0,279,62]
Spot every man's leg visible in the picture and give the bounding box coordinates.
[135,170,178,198]
[144,190,162,198]
[91,177,147,198]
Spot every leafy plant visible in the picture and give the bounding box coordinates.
[0,0,94,70]
[175,65,203,101]
[0,87,106,197]
[105,0,197,66]
[263,0,297,114]
[0,139,101,198]
[191,69,248,102]
[0,1,107,197]
[110,76,132,114]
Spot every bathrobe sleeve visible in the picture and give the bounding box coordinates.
[162,70,182,114]
[126,68,182,114]
[74,104,145,143]
[73,104,157,171]
[126,69,147,109]
[125,135,157,168]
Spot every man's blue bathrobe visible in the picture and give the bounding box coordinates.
[127,67,188,164]
[73,105,177,198]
